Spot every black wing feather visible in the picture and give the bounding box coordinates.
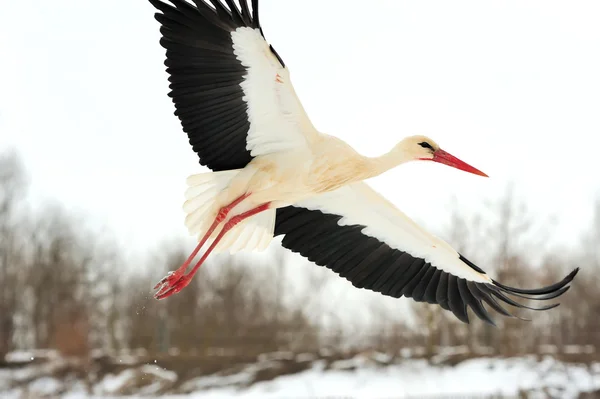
[274,206,579,325]
[150,0,284,171]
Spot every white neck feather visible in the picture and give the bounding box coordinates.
[363,143,415,180]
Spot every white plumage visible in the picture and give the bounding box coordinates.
[231,27,316,157]
[147,0,578,325]
[184,170,275,253]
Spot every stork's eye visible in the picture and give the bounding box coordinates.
[418,142,434,150]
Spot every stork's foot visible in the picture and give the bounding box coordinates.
[154,273,192,300]
[153,270,182,290]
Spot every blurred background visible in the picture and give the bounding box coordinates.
[1,0,599,398]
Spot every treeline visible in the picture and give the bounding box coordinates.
[0,150,598,362]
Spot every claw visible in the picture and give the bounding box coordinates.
[153,270,181,290]
[154,275,191,300]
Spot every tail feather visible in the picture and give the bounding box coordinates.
[184,170,275,254]
[215,209,275,254]
[227,221,254,253]
[257,209,275,251]
[184,170,239,235]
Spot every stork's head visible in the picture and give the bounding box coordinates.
[398,135,488,177]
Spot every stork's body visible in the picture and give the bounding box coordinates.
[212,134,427,209]
[221,137,363,208]
[148,0,578,325]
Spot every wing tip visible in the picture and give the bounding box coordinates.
[466,267,578,325]
[451,258,578,325]
[491,267,579,296]
[149,0,257,32]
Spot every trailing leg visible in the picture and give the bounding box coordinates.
[154,202,272,299]
[153,193,250,294]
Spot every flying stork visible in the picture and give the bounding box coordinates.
[147,0,578,325]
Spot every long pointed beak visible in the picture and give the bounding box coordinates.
[431,149,488,177]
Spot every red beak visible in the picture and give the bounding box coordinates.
[429,149,488,177]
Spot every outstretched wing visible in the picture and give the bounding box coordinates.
[149,0,319,171]
[274,182,578,325]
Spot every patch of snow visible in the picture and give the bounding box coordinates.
[0,369,13,389]
[138,381,163,395]
[399,347,412,358]
[63,380,90,397]
[140,364,177,382]
[295,353,316,362]
[1,388,25,399]
[11,365,42,380]
[5,351,35,362]
[371,352,392,363]
[180,370,254,392]
[2,354,599,398]
[97,369,137,394]
[329,358,359,370]
[168,357,600,399]
[5,349,58,362]
[29,377,62,396]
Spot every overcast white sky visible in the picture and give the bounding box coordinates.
[1,0,599,323]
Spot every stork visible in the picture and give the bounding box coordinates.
[148,0,578,325]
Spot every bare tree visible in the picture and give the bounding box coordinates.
[0,150,28,360]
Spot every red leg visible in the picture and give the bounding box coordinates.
[154,202,271,300]
[153,193,250,292]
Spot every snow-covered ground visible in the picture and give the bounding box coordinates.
[2,352,599,398]
[100,357,599,399]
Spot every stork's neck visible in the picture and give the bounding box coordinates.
[363,145,414,179]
